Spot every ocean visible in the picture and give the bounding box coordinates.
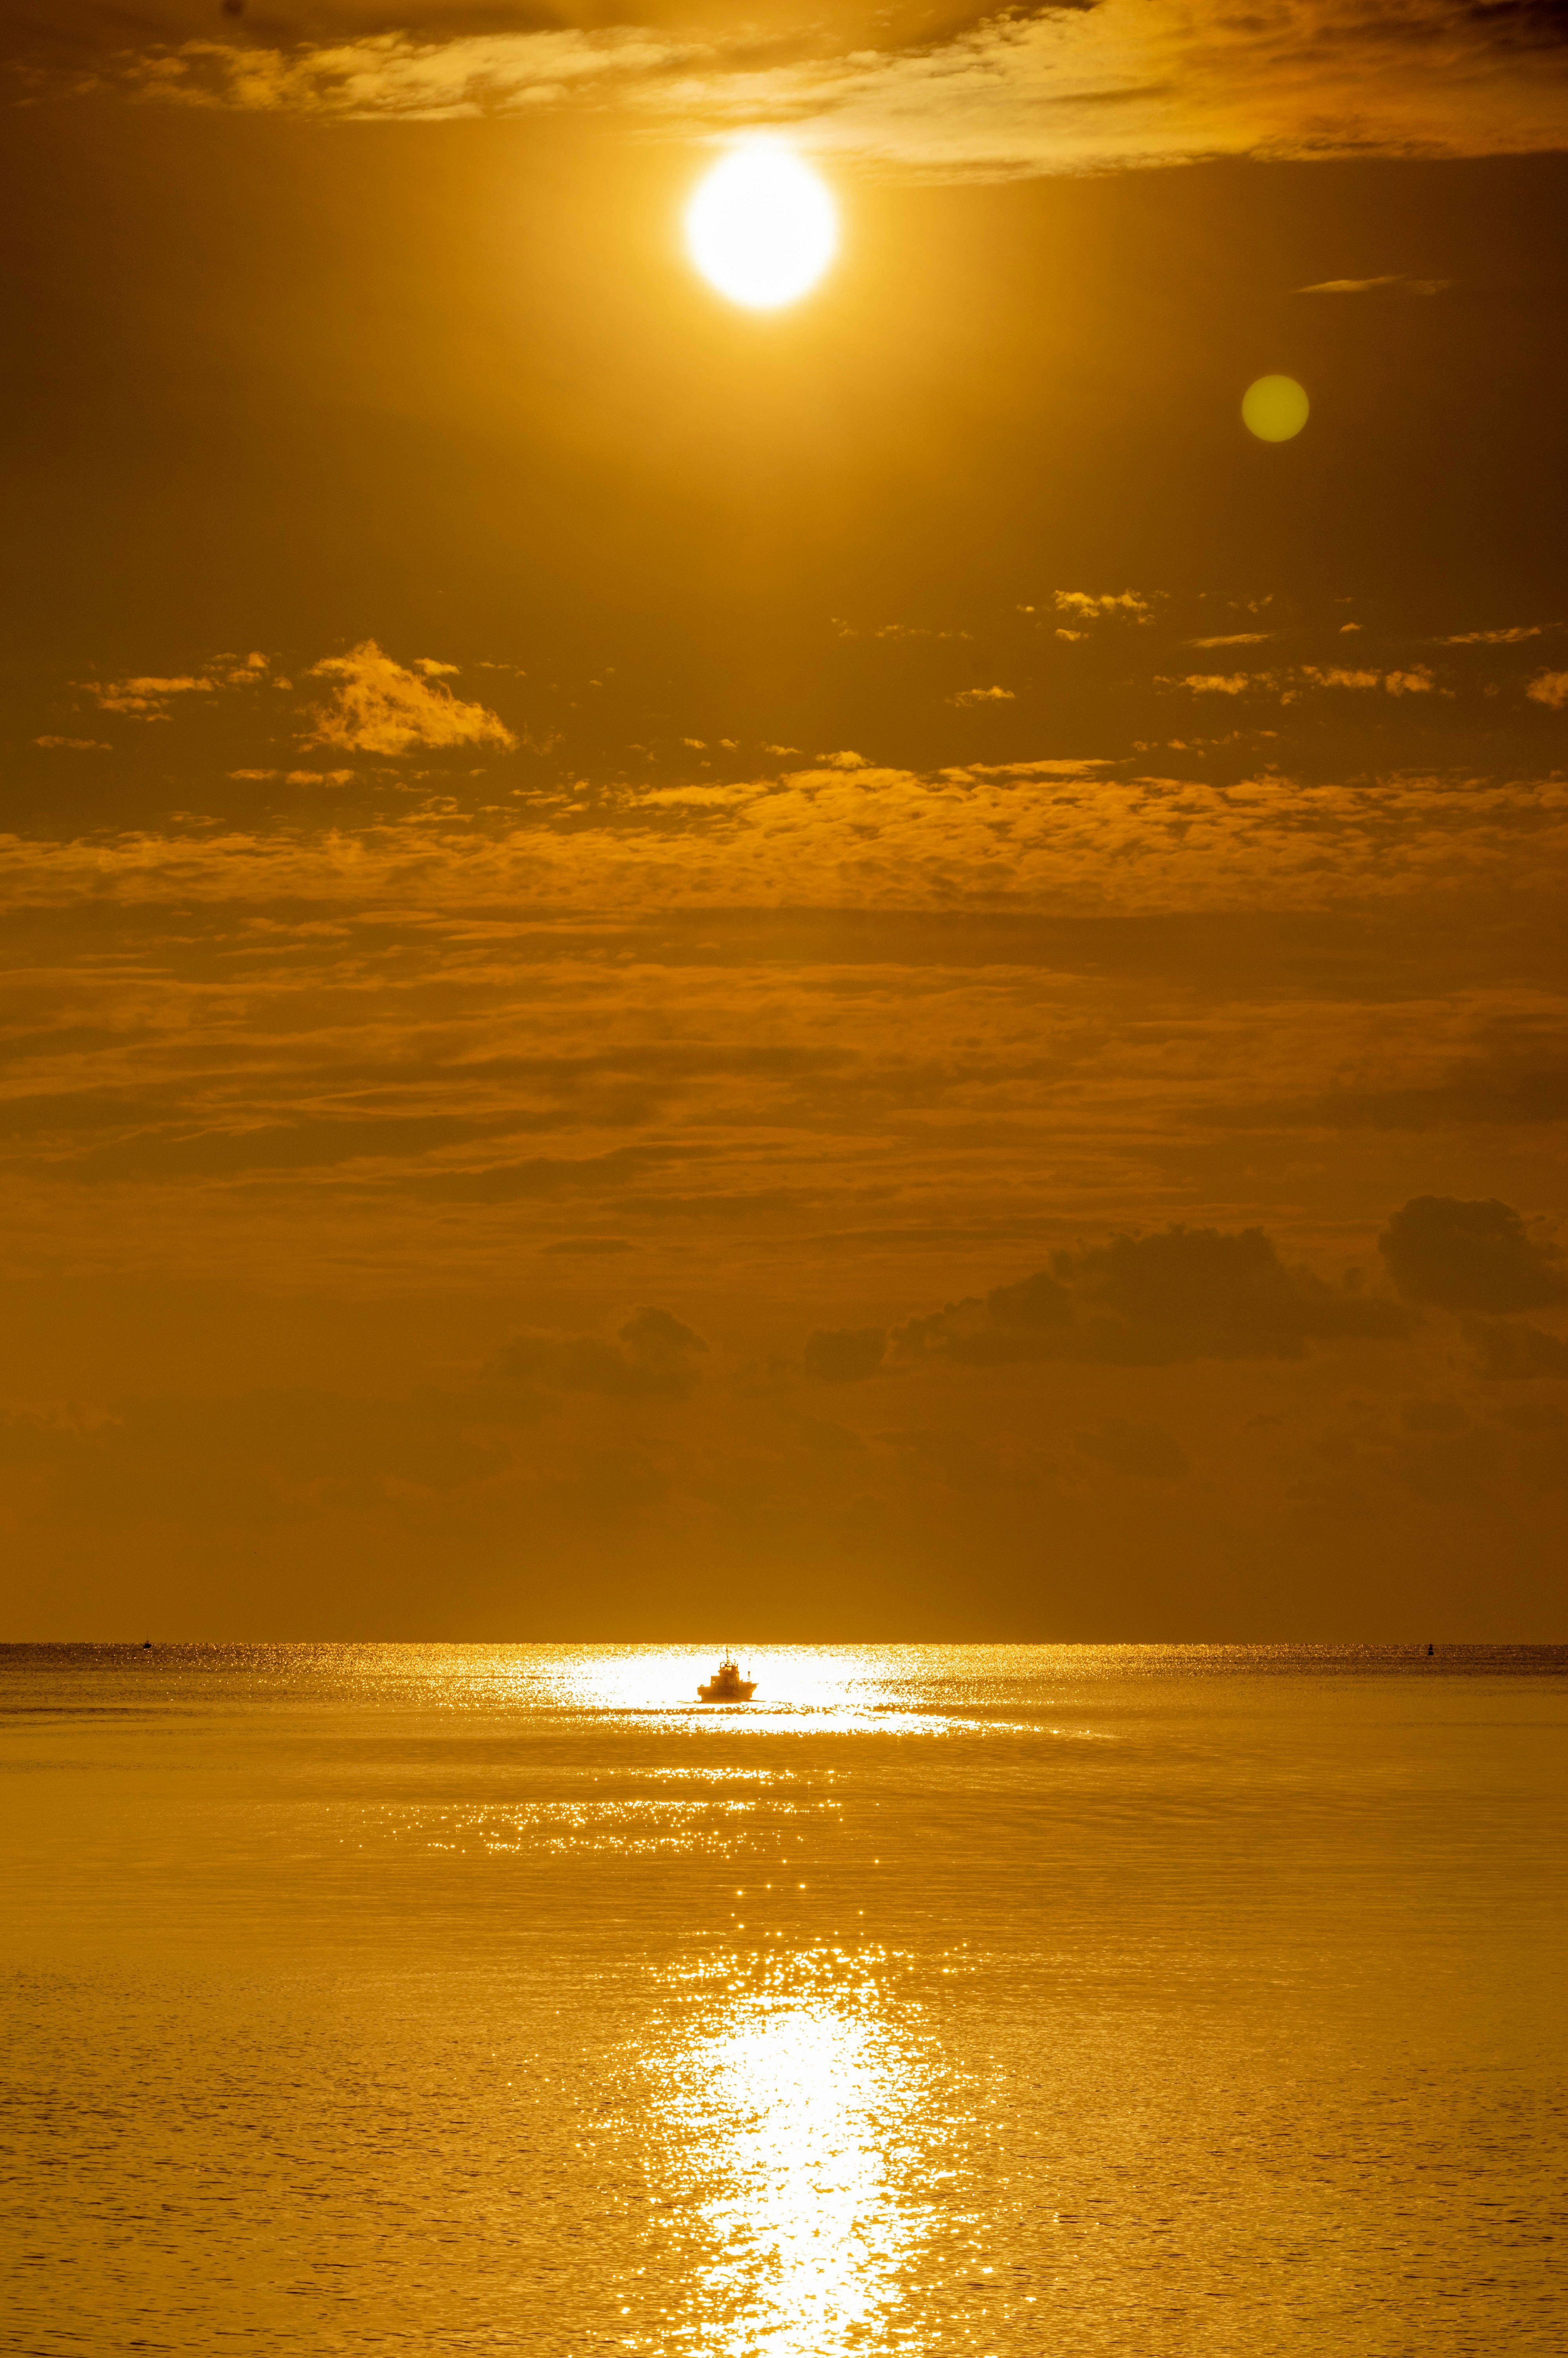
[2,1643,1564,2356]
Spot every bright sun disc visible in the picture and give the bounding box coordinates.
[686,143,837,311]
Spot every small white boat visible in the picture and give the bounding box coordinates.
[698,1653,756,1702]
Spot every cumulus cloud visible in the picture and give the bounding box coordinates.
[949,686,1015,706]
[1526,670,1568,709]
[1470,1320,1568,1379]
[1075,1418,1190,1481]
[1054,590,1152,624]
[305,641,518,756]
[1379,1196,1567,1314]
[491,1306,708,1399]
[895,1225,1405,1370]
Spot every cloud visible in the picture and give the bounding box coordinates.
[306,641,517,756]
[815,750,868,769]
[0,1383,518,1527]
[79,674,215,719]
[541,1237,637,1256]
[1440,625,1545,644]
[1294,666,1385,690]
[1470,1320,1568,1379]
[110,24,700,120]
[3,757,1565,921]
[34,736,111,751]
[1203,1051,1568,1135]
[1166,663,1441,700]
[1188,633,1272,648]
[1379,1196,1567,1314]
[1054,591,1152,624]
[1296,275,1450,294]
[804,1327,886,1383]
[72,652,273,721]
[1075,1418,1190,1481]
[1526,670,1568,709]
[895,1224,1405,1370]
[949,686,1015,706]
[86,1,1568,177]
[491,1306,708,1399]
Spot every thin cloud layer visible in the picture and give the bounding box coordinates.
[4,756,1567,915]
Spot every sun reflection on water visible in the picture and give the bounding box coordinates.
[642,1983,926,2357]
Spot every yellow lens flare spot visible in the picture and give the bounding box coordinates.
[686,141,838,311]
[1243,374,1310,442]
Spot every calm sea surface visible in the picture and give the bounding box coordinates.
[2,1644,1564,2356]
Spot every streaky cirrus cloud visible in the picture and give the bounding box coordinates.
[1296,274,1451,294]
[1440,625,1547,645]
[305,641,518,756]
[69,0,1568,175]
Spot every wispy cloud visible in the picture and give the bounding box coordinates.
[950,685,1015,706]
[1440,625,1546,645]
[78,674,216,719]
[83,0,1568,176]
[73,651,272,721]
[1297,275,1451,295]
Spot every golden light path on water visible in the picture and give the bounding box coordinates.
[644,1990,924,2358]
[7,1642,1562,2358]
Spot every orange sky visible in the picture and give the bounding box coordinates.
[2,2,1566,1637]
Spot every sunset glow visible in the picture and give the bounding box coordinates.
[685,143,838,309]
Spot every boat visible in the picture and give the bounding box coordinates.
[698,1652,756,1703]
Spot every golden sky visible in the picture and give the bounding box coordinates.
[2,0,1566,1637]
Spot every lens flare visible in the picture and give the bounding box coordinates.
[1242,375,1310,441]
[686,143,838,311]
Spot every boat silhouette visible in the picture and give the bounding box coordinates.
[698,1652,756,1703]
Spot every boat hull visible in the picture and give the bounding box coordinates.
[697,1679,756,1702]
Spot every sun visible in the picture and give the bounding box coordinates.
[685,142,838,311]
